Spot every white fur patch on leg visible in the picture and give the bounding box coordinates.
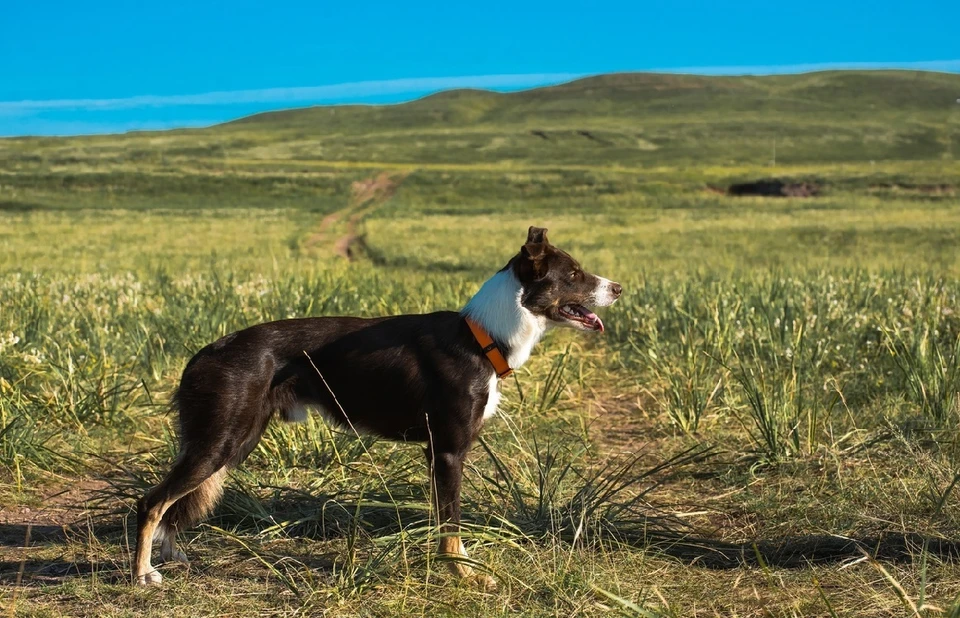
[160,537,189,564]
[482,375,501,420]
[155,523,188,563]
[137,570,163,585]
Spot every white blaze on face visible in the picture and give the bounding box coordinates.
[591,277,620,307]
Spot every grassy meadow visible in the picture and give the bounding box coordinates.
[2,71,960,616]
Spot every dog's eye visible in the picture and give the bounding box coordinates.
[569,270,580,280]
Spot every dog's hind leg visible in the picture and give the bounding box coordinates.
[133,452,228,586]
[157,465,228,564]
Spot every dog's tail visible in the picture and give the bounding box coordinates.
[157,385,237,534]
[159,351,281,534]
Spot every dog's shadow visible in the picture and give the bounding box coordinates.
[212,484,434,540]
[214,486,960,570]
[0,484,435,587]
[6,484,960,587]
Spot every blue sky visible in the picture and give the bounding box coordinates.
[3,0,958,136]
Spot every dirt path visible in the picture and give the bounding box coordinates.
[305,172,405,259]
[333,211,366,259]
[0,479,112,553]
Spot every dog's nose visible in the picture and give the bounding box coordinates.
[611,282,622,297]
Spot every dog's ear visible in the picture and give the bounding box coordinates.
[526,226,549,245]
[519,242,548,280]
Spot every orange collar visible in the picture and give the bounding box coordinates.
[465,318,513,379]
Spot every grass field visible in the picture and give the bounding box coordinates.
[2,71,960,617]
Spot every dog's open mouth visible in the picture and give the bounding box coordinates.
[558,304,604,332]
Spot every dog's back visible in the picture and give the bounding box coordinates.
[177,312,489,441]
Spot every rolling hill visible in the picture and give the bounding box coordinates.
[1,71,958,213]
[216,71,960,166]
[5,71,960,166]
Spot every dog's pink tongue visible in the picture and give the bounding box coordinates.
[583,309,604,332]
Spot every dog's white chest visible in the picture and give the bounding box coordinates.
[482,375,501,420]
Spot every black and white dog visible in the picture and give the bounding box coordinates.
[134,226,621,588]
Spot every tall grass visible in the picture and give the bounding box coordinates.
[5,211,960,614]
[884,324,960,428]
[4,267,958,471]
[607,272,960,459]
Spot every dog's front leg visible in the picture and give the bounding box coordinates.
[427,449,496,590]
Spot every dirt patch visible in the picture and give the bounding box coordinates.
[714,180,955,199]
[726,179,821,198]
[349,172,403,207]
[334,211,368,259]
[0,480,110,529]
[303,211,343,249]
[0,479,113,555]
[585,389,664,456]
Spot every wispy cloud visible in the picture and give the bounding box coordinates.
[0,74,582,116]
[4,118,220,136]
[661,58,960,76]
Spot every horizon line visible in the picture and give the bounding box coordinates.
[3,59,960,117]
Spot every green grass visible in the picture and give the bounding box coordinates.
[3,70,960,616]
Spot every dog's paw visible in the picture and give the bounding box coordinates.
[466,573,497,592]
[136,570,163,586]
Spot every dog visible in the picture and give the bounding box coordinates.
[133,226,621,588]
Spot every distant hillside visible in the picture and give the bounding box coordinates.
[231,71,960,132]
[213,71,960,166]
[3,71,959,169]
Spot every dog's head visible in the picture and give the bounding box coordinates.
[512,226,621,332]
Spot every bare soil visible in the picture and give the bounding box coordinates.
[726,179,822,197]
